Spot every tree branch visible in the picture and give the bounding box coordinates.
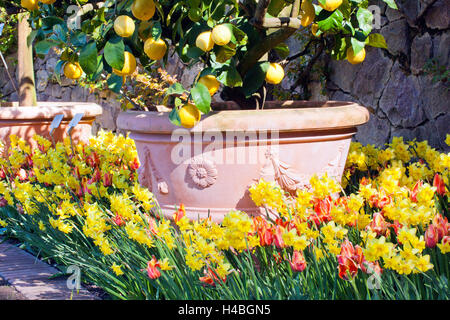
[237,27,297,76]
[253,0,272,27]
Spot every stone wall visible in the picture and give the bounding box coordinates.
[0,0,448,150]
[326,0,449,151]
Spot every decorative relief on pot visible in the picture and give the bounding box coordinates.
[321,143,346,180]
[258,149,309,195]
[137,146,169,195]
[188,156,218,189]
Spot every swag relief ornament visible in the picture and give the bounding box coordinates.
[188,156,218,189]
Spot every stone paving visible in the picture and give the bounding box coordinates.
[0,240,98,300]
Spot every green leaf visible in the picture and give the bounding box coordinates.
[151,21,162,40]
[331,36,347,60]
[107,73,123,93]
[366,33,388,49]
[104,36,125,71]
[34,40,58,56]
[317,9,344,32]
[71,31,87,47]
[356,8,373,36]
[191,83,211,114]
[41,16,64,31]
[166,83,186,96]
[86,55,104,82]
[382,0,398,9]
[273,42,290,59]
[217,66,243,88]
[169,107,181,126]
[241,61,270,98]
[214,45,236,63]
[79,42,98,75]
[53,59,65,84]
[351,37,365,55]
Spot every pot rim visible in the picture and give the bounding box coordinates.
[117,100,370,133]
[0,102,103,120]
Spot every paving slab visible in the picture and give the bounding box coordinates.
[0,239,99,300]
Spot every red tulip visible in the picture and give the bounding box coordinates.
[273,225,285,248]
[289,250,307,272]
[425,224,439,248]
[369,212,389,236]
[173,204,186,223]
[113,214,125,227]
[433,174,446,196]
[432,214,448,240]
[199,267,226,287]
[410,180,423,202]
[253,216,273,247]
[147,256,161,279]
[102,172,112,187]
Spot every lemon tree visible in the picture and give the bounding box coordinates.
[18,0,396,127]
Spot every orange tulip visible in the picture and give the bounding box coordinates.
[289,250,307,272]
[425,224,439,248]
[173,203,186,223]
[147,256,161,279]
[433,173,446,196]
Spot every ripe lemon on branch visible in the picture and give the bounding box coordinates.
[63,62,83,80]
[21,0,38,10]
[265,63,285,85]
[113,51,137,76]
[319,0,343,12]
[347,47,366,64]
[40,0,56,4]
[300,0,315,27]
[114,15,136,38]
[211,25,232,46]
[179,104,201,128]
[196,31,215,52]
[198,75,220,96]
[144,38,167,60]
[131,0,156,21]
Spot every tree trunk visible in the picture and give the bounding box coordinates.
[17,13,37,107]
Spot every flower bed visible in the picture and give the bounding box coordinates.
[0,132,448,300]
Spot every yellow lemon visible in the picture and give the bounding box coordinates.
[196,31,214,52]
[319,0,343,12]
[179,104,201,129]
[138,21,153,40]
[131,0,156,21]
[144,37,167,60]
[198,75,220,96]
[347,47,366,65]
[211,24,232,46]
[40,0,56,4]
[63,62,83,80]
[265,63,285,85]
[113,51,137,76]
[311,23,320,37]
[21,0,38,10]
[300,0,315,27]
[114,15,135,38]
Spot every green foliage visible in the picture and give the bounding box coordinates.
[25,0,393,116]
[0,7,18,54]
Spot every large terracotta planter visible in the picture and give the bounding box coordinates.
[117,101,370,222]
[0,102,102,154]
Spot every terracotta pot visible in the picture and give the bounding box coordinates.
[0,102,102,154]
[117,101,370,222]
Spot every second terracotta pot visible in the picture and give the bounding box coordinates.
[0,102,102,154]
